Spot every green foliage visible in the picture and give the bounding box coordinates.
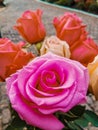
[6,112,39,130]
[54,0,75,6]
[72,110,98,129]
[74,2,86,10]
[64,109,98,130]
[88,3,98,14]
[41,0,98,14]
[35,42,42,52]
[83,110,98,127]
[58,105,86,121]
[6,119,34,130]
[57,105,98,130]
[5,105,98,130]
[44,0,58,3]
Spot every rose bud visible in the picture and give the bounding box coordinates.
[53,12,87,46]
[14,9,46,44]
[40,35,71,58]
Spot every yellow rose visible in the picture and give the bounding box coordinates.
[87,55,98,100]
[40,36,71,58]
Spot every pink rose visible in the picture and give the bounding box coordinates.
[70,37,98,66]
[53,12,87,46]
[14,9,46,44]
[6,53,89,130]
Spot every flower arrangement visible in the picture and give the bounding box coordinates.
[1,9,98,130]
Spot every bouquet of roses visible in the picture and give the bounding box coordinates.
[0,9,98,130]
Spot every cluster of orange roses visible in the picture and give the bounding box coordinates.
[0,9,98,100]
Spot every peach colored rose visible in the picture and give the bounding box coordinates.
[40,36,71,58]
[14,9,46,44]
[53,12,87,46]
[0,38,34,81]
[87,55,98,100]
[70,37,98,66]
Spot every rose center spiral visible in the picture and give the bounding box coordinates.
[41,70,60,87]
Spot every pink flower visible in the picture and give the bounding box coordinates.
[53,12,87,46]
[14,9,46,44]
[70,37,98,66]
[6,52,89,130]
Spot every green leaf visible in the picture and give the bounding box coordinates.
[6,124,37,130]
[35,42,42,52]
[11,117,26,128]
[5,107,40,130]
[70,105,85,117]
[62,109,98,129]
[73,110,98,128]
[5,125,14,130]
[64,120,83,130]
[6,125,25,130]
[58,105,85,121]
[5,111,35,130]
[74,116,89,127]
[5,125,27,130]
[84,110,98,127]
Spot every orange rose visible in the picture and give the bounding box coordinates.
[40,36,71,58]
[87,55,98,100]
[0,38,34,81]
[70,37,98,66]
[14,9,46,44]
[53,12,87,46]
